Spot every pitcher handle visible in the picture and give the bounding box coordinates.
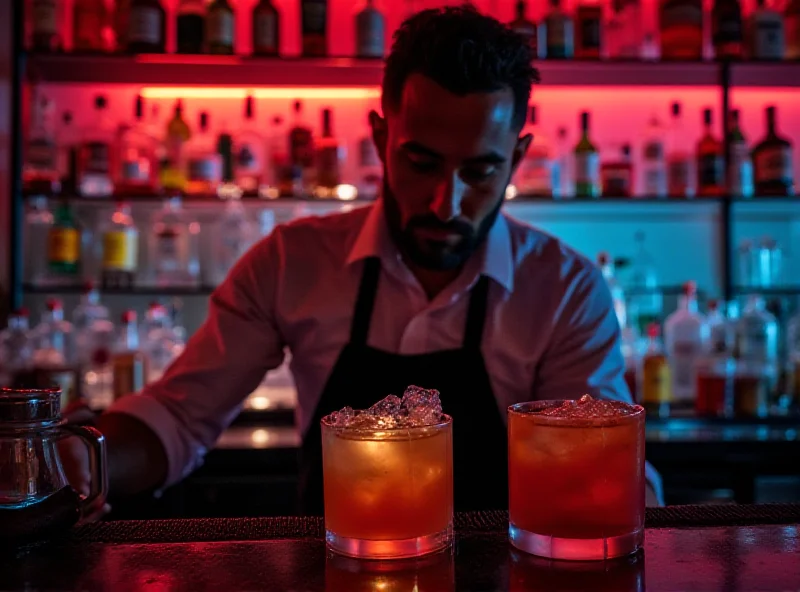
[64,424,108,516]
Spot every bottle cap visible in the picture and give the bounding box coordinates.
[46,298,63,311]
[122,310,137,324]
[14,307,29,317]
[83,280,98,293]
[671,102,680,116]
[597,251,610,265]
[95,95,108,110]
[707,298,719,311]
[683,280,697,296]
[647,323,660,338]
[245,95,255,119]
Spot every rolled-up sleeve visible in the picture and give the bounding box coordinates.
[107,231,286,487]
[535,263,664,505]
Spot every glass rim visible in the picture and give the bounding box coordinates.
[508,399,644,425]
[321,413,452,433]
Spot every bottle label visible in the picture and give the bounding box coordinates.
[574,153,600,184]
[188,156,222,182]
[579,13,602,50]
[47,227,80,264]
[547,23,568,55]
[84,141,111,174]
[236,142,259,172]
[671,341,700,397]
[303,2,327,35]
[698,153,724,188]
[156,230,180,260]
[643,166,667,196]
[254,13,278,52]
[121,156,152,183]
[729,142,754,196]
[317,146,341,187]
[754,146,793,184]
[290,128,314,168]
[754,20,784,58]
[518,148,553,195]
[33,0,58,34]
[668,157,692,194]
[128,6,162,45]
[661,1,703,30]
[113,352,147,399]
[356,10,385,57]
[207,9,234,46]
[103,230,138,271]
[643,356,672,404]
[27,138,57,170]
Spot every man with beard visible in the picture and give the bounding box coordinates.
[65,7,662,512]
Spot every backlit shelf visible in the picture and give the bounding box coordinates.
[22,283,215,296]
[25,53,726,87]
[730,61,800,88]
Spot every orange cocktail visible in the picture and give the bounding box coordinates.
[508,395,645,560]
[322,389,453,559]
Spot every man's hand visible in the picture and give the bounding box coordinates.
[57,434,111,524]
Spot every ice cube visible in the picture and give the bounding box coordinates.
[401,385,443,426]
[324,386,445,429]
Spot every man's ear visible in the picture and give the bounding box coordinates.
[510,134,533,177]
[369,109,388,165]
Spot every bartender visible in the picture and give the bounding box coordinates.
[65,6,662,514]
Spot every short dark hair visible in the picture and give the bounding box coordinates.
[382,6,540,131]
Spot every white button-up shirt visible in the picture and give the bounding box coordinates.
[110,200,660,497]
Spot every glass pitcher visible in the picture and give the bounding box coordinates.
[0,387,107,543]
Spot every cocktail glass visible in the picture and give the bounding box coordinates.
[322,414,453,559]
[508,397,645,560]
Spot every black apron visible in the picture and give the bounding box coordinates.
[298,257,508,515]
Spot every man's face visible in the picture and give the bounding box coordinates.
[373,74,530,271]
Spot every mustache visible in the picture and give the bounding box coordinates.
[405,215,475,238]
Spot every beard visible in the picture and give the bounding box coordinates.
[381,177,506,271]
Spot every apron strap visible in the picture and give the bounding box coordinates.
[349,257,381,345]
[463,275,490,350]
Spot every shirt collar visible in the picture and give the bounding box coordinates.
[346,200,514,293]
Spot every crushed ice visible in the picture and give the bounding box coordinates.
[325,386,444,428]
[537,394,639,418]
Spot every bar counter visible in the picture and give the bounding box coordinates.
[3,505,799,591]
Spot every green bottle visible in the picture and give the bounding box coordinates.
[47,200,81,276]
[574,111,600,199]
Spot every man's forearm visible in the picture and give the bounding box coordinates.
[97,412,169,498]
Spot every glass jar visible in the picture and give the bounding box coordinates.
[0,387,107,543]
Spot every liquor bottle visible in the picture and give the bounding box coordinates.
[31,0,62,52]
[600,144,633,197]
[47,199,82,281]
[316,108,343,193]
[540,0,574,58]
[752,106,794,196]
[355,0,385,58]
[141,303,183,384]
[0,309,34,388]
[695,300,736,418]
[267,115,289,195]
[605,0,643,58]
[665,281,709,408]
[234,96,266,196]
[302,0,328,57]
[112,310,148,399]
[127,0,166,53]
[627,231,663,335]
[288,100,314,194]
[747,0,785,59]
[712,0,743,58]
[553,126,569,198]
[207,0,235,54]
[57,111,79,195]
[787,0,800,59]
[706,299,733,355]
[252,0,281,56]
[100,202,139,290]
[696,108,725,198]
[117,95,158,196]
[356,113,381,200]
[149,196,201,287]
[23,94,59,195]
[597,252,627,330]
[667,102,694,198]
[216,120,236,193]
[212,195,258,285]
[78,95,114,198]
[787,305,800,406]
[186,112,222,196]
[728,109,754,198]
[161,100,192,193]
[73,282,110,330]
[574,111,600,199]
[72,282,114,411]
[73,0,108,52]
[575,0,603,58]
[659,0,703,59]
[31,299,78,408]
[510,0,537,51]
[737,294,779,413]
[24,196,53,287]
[515,105,554,198]
[177,0,206,54]
[641,115,667,198]
[642,323,672,417]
